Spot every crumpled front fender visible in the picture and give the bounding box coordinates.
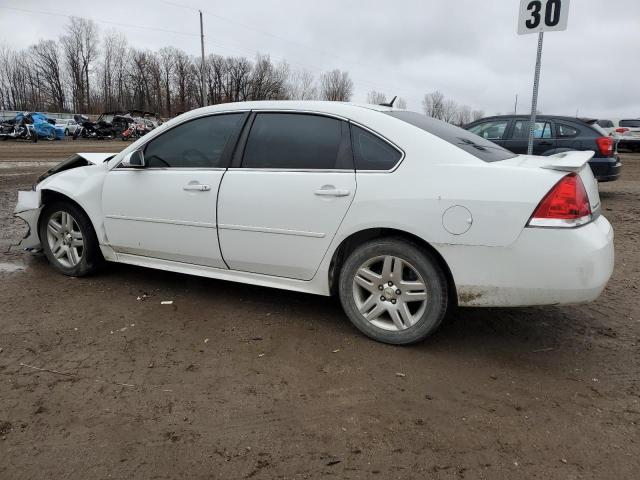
[14,190,42,250]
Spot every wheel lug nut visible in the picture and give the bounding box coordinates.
[378,285,383,291]
[380,296,386,301]
[388,281,393,286]
[391,299,396,304]
[396,289,401,295]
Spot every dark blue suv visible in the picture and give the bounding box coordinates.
[464,115,621,181]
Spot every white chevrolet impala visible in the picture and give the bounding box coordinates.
[14,101,614,344]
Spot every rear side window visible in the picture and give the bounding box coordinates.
[351,125,402,170]
[597,120,614,128]
[468,120,508,140]
[557,123,579,138]
[243,113,345,169]
[620,119,640,128]
[144,113,243,168]
[512,120,552,139]
[387,111,516,162]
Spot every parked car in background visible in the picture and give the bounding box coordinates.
[14,101,614,345]
[613,119,640,152]
[464,115,621,181]
[55,118,79,136]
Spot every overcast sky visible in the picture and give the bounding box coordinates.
[0,0,638,118]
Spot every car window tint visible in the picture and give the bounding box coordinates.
[468,120,508,140]
[512,120,551,139]
[557,124,579,137]
[620,119,640,128]
[387,111,516,162]
[144,113,243,168]
[351,125,402,170]
[597,120,613,128]
[243,113,343,169]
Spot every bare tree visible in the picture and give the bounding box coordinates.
[100,30,127,112]
[366,90,386,105]
[286,69,317,100]
[455,104,472,126]
[29,40,66,110]
[396,97,407,109]
[319,69,353,101]
[471,109,485,121]
[441,99,458,123]
[61,17,98,112]
[422,90,445,119]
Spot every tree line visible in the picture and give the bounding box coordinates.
[0,17,359,116]
[0,16,484,126]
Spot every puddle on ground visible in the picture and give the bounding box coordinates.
[0,262,26,273]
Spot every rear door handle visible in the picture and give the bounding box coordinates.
[314,187,351,197]
[183,183,211,191]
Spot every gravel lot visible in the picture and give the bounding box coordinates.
[1,140,638,479]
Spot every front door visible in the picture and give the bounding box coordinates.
[102,112,247,267]
[217,112,356,280]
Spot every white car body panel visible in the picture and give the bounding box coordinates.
[218,170,356,280]
[102,169,226,268]
[13,101,614,307]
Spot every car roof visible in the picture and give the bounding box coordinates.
[175,100,398,120]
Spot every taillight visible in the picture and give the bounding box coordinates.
[595,136,613,157]
[615,127,629,134]
[528,173,592,228]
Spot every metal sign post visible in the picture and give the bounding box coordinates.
[517,0,570,155]
[527,32,544,155]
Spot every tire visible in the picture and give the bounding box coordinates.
[38,201,102,277]
[338,238,448,345]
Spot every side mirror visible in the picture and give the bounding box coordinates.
[121,150,145,168]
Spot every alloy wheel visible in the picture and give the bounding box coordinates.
[352,255,428,331]
[46,211,84,268]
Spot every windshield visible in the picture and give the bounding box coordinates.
[386,111,516,162]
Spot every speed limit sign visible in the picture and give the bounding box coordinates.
[518,0,570,35]
[517,0,570,154]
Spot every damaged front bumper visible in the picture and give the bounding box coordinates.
[14,190,42,250]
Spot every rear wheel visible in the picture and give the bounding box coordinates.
[338,238,448,345]
[38,201,102,276]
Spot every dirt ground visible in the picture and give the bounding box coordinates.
[0,140,638,479]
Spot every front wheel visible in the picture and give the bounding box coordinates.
[338,238,448,345]
[38,201,102,276]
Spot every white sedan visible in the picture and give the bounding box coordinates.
[14,101,614,344]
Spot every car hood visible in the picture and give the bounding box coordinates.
[36,152,117,185]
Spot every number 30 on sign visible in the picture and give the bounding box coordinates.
[518,0,570,35]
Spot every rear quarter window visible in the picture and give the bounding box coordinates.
[387,112,516,162]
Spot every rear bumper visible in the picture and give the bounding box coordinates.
[439,215,614,307]
[589,156,621,182]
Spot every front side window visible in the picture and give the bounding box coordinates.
[144,113,244,168]
[351,125,402,170]
[242,113,345,169]
[468,120,509,140]
[512,120,552,139]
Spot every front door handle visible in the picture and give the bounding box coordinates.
[183,183,211,192]
[314,186,351,197]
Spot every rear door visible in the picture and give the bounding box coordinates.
[217,112,356,280]
[503,119,555,155]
